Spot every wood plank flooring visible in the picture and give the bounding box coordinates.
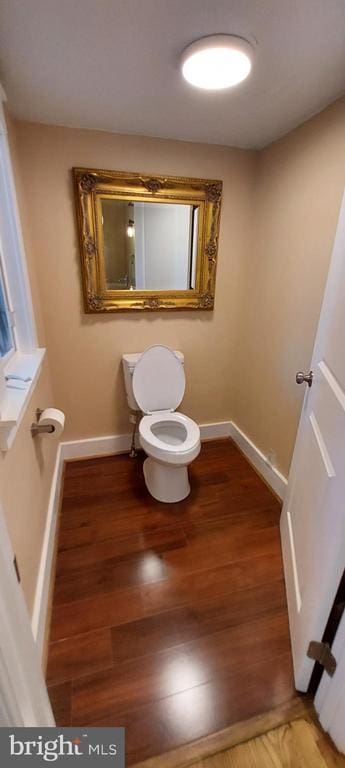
[189,718,345,768]
[47,439,296,765]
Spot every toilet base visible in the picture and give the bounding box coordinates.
[143,457,190,503]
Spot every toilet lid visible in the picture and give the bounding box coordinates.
[133,345,185,414]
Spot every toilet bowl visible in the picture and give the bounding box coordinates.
[139,411,201,502]
[123,345,201,502]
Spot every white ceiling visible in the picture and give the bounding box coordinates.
[0,0,345,149]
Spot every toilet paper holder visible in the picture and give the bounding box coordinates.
[31,408,55,437]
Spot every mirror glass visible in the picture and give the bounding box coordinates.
[101,199,199,291]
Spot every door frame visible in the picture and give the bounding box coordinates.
[0,501,54,726]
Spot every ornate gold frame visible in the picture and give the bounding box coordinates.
[73,167,222,312]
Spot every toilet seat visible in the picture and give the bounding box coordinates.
[132,344,185,414]
[139,411,200,465]
[133,346,200,467]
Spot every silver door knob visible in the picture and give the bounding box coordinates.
[296,370,313,387]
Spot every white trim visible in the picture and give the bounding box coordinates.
[31,443,63,658]
[0,98,37,352]
[59,420,287,504]
[0,502,54,725]
[60,420,233,462]
[0,83,45,454]
[229,420,288,500]
[199,420,232,440]
[0,348,45,450]
[60,432,136,461]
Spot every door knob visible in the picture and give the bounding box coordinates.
[296,370,313,387]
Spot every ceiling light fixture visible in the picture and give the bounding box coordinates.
[127,219,135,238]
[127,202,135,238]
[181,35,254,91]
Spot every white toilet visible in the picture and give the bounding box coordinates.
[122,345,201,503]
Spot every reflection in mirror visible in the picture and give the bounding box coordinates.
[73,167,222,312]
[101,199,199,291]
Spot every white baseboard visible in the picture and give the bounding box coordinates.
[60,420,232,461]
[60,433,136,461]
[199,421,232,440]
[59,419,287,501]
[229,420,287,500]
[31,444,63,659]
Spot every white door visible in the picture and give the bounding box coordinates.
[315,609,345,752]
[281,189,345,692]
[0,502,54,726]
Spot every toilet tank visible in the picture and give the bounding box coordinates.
[122,350,184,411]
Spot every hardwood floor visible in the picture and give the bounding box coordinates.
[47,439,296,765]
[189,718,345,768]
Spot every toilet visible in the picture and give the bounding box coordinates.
[122,345,201,502]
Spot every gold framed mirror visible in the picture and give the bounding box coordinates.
[73,167,222,312]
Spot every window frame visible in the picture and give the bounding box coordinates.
[0,245,16,367]
[0,86,45,450]
[0,89,37,352]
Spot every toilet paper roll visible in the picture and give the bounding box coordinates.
[39,408,65,438]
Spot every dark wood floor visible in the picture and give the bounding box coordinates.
[47,439,295,765]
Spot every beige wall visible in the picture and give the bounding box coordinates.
[12,122,257,440]
[232,96,345,476]
[0,112,58,616]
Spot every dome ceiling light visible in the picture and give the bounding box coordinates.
[181,34,254,90]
